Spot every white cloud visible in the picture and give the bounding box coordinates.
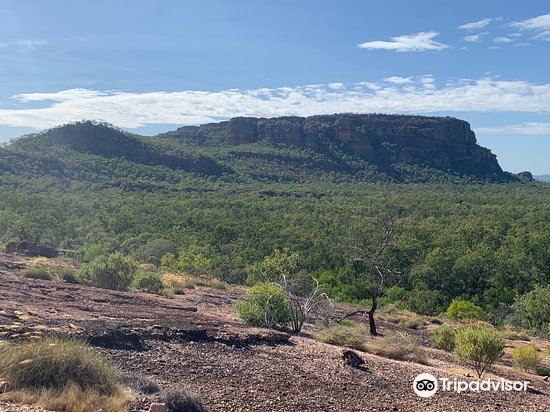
[476,122,550,135]
[1,77,549,130]
[458,18,493,31]
[493,36,514,43]
[0,39,47,49]
[511,13,550,40]
[327,82,344,90]
[383,76,413,84]
[463,32,488,43]
[358,32,448,52]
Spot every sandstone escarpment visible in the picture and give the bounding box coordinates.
[227,114,504,179]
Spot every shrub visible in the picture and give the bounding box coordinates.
[454,327,504,378]
[315,325,367,350]
[431,325,456,351]
[77,253,138,291]
[363,333,426,363]
[118,372,159,394]
[446,300,484,321]
[0,337,127,410]
[20,267,53,281]
[161,248,212,276]
[512,344,541,372]
[83,245,107,263]
[162,388,205,412]
[235,283,290,329]
[132,272,164,294]
[60,270,79,284]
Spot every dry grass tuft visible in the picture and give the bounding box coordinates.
[362,332,427,364]
[162,273,226,294]
[0,384,129,412]
[315,325,368,350]
[0,337,128,411]
[379,305,428,330]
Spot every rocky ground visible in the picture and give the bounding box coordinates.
[0,252,548,411]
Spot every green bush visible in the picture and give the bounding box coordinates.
[454,327,504,378]
[235,283,290,329]
[162,388,205,412]
[447,300,484,321]
[132,272,164,294]
[20,266,53,280]
[77,253,138,291]
[512,344,541,372]
[315,325,367,350]
[431,325,456,351]
[161,247,212,276]
[0,337,118,394]
[83,244,107,263]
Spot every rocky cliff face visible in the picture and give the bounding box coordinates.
[226,114,503,179]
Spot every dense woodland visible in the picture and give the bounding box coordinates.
[0,121,548,331]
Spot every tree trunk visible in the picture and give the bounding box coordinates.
[368,264,379,336]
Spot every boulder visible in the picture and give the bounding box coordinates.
[5,242,59,258]
[342,350,365,368]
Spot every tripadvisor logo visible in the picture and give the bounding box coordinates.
[413,373,529,398]
[413,373,438,398]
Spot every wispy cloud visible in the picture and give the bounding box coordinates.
[511,13,550,41]
[0,39,47,49]
[358,32,448,52]
[383,76,413,84]
[0,77,549,130]
[476,122,550,135]
[493,36,514,43]
[458,18,493,31]
[463,32,488,43]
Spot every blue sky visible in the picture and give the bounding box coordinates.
[0,0,548,174]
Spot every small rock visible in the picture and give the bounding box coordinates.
[0,379,11,393]
[148,403,168,412]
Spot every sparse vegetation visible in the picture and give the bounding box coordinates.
[379,305,427,330]
[498,327,530,341]
[0,337,127,411]
[235,283,290,329]
[162,387,205,412]
[512,344,541,372]
[362,332,426,363]
[431,325,456,351]
[315,325,367,350]
[454,327,504,378]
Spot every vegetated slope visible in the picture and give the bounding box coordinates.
[5,121,228,178]
[1,114,517,184]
